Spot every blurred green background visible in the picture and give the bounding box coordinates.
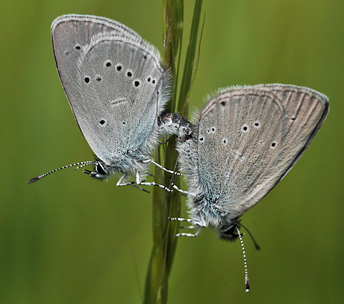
[1,0,343,303]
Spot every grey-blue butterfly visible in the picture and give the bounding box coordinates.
[28,14,186,188]
[164,84,328,291]
[166,84,329,238]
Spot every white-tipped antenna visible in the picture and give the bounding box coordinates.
[236,226,250,293]
[28,161,95,184]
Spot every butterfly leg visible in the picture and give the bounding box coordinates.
[116,173,150,193]
[142,159,182,176]
[169,217,195,224]
[169,217,203,237]
[116,173,135,186]
[174,227,202,237]
[136,171,173,192]
[171,183,196,196]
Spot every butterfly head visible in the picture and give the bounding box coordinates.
[83,159,112,180]
[217,221,241,241]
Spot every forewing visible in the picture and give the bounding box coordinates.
[51,14,141,141]
[76,34,169,163]
[255,84,329,179]
[196,85,328,219]
[237,84,329,214]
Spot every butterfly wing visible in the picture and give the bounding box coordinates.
[193,84,328,220]
[51,15,170,167]
[256,84,329,180]
[76,33,170,164]
[51,14,141,122]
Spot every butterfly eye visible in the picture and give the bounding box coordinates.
[96,163,107,175]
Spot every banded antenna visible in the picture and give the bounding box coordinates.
[28,161,95,184]
[236,226,250,292]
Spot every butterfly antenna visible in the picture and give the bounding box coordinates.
[75,162,94,170]
[236,226,250,293]
[28,161,95,184]
[237,223,260,250]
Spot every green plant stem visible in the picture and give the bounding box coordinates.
[143,1,202,303]
[178,0,203,115]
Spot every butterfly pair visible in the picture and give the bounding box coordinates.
[29,14,329,243]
